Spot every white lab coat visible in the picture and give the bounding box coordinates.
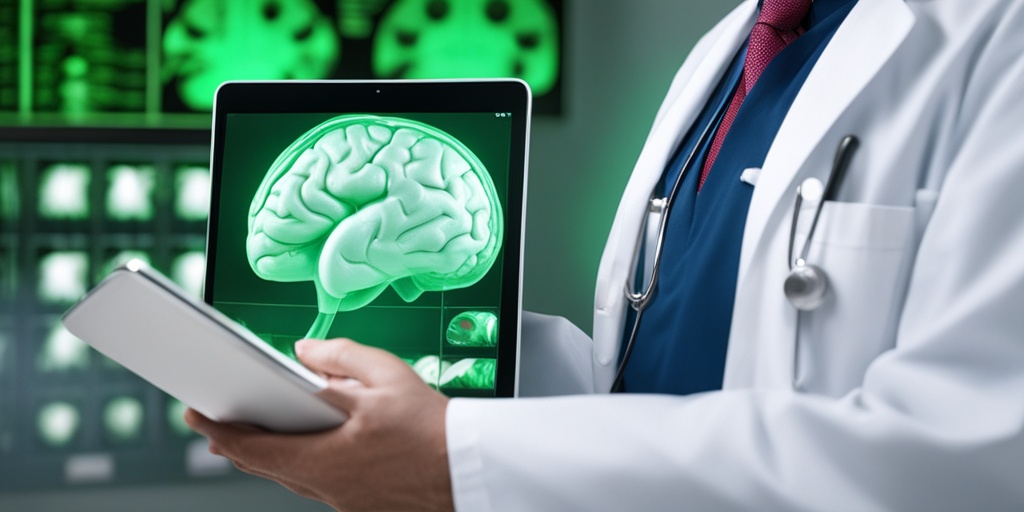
[447,0,1024,510]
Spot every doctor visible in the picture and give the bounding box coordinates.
[187,0,1024,510]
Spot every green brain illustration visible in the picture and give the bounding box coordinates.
[247,115,503,339]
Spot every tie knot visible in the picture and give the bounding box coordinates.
[758,0,811,31]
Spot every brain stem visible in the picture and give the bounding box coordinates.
[306,274,342,339]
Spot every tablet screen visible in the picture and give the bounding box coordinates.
[206,81,528,398]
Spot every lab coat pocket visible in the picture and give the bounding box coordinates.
[793,201,916,397]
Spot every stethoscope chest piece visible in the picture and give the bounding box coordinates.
[784,260,828,311]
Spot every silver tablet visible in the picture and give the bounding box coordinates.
[63,260,347,433]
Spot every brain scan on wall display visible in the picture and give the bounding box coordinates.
[373,0,559,96]
[163,0,340,110]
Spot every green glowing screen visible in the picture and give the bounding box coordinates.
[166,398,193,437]
[373,0,559,96]
[446,310,497,347]
[0,162,17,220]
[105,165,157,221]
[37,401,81,448]
[37,251,89,304]
[0,135,223,490]
[38,164,91,220]
[411,354,448,388]
[247,115,503,339]
[407,353,496,389]
[212,111,511,395]
[103,396,145,444]
[163,0,341,111]
[171,250,206,298]
[0,0,562,127]
[174,165,211,221]
[38,321,91,373]
[439,357,495,389]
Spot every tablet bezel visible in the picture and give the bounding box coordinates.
[205,80,530,398]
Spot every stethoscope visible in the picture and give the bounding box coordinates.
[611,82,735,393]
[784,135,859,310]
[611,131,860,393]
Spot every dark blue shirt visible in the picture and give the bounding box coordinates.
[621,0,859,394]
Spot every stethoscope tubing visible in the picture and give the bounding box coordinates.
[789,135,859,270]
[612,81,740,393]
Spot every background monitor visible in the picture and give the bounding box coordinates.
[0,128,220,491]
[0,0,564,129]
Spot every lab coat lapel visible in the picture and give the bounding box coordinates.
[725,0,916,389]
[592,4,756,371]
[737,0,916,286]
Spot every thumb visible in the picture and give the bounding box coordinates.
[295,338,408,386]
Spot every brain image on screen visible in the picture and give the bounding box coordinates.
[373,0,558,96]
[163,0,340,111]
[446,311,497,347]
[247,115,503,339]
[440,358,496,390]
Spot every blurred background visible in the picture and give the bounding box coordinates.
[0,0,737,509]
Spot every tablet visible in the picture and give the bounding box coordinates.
[207,80,530,398]
[63,260,347,433]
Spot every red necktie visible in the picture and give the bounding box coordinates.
[699,0,811,190]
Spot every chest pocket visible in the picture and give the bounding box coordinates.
[793,200,918,397]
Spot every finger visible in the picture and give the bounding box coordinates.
[232,459,323,502]
[184,408,219,436]
[295,338,410,386]
[185,408,256,456]
[315,375,366,412]
[186,409,323,475]
[227,450,330,506]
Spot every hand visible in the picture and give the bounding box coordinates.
[185,338,454,512]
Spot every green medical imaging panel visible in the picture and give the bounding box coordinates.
[373,0,559,96]
[36,401,82,448]
[0,131,222,491]
[37,251,90,305]
[37,321,91,373]
[0,0,563,128]
[174,165,211,221]
[0,161,17,220]
[440,357,496,389]
[446,310,498,347]
[102,396,145,444]
[38,164,91,220]
[105,165,157,221]
[163,0,342,111]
